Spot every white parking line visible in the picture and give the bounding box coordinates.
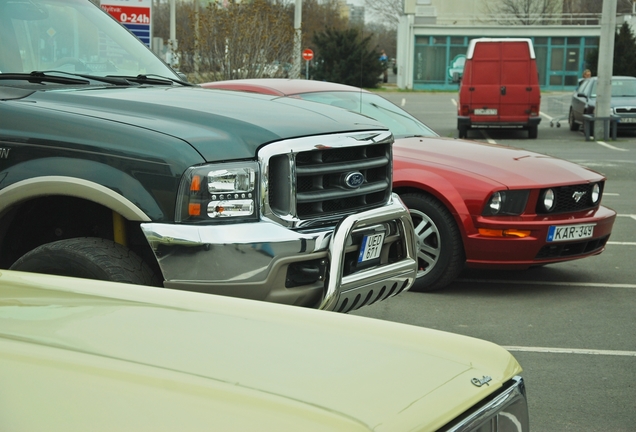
[608,242,636,245]
[596,141,629,151]
[401,98,406,107]
[617,214,636,221]
[479,130,497,144]
[503,346,636,357]
[456,279,636,289]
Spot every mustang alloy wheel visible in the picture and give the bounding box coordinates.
[400,193,465,292]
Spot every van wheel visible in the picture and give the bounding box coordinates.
[400,193,464,292]
[569,109,579,131]
[528,125,538,139]
[9,237,161,286]
[458,126,468,139]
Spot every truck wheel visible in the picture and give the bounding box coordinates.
[9,237,161,286]
[569,109,579,131]
[458,125,468,139]
[400,193,464,292]
[528,125,538,139]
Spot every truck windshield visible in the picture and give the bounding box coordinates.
[0,0,178,80]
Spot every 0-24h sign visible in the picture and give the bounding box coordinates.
[101,0,152,47]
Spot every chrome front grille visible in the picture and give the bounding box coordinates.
[615,106,636,114]
[535,182,604,214]
[262,132,393,226]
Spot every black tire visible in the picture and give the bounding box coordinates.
[10,237,161,286]
[458,125,468,139]
[569,109,579,131]
[528,125,538,139]
[400,193,465,292]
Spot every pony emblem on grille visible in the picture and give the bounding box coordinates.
[572,191,587,203]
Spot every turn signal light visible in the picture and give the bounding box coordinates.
[479,229,531,238]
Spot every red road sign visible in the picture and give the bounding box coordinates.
[302,49,314,61]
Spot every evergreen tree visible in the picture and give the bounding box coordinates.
[311,28,384,88]
[613,22,636,76]
[586,22,636,76]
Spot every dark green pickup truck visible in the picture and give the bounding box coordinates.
[0,0,417,312]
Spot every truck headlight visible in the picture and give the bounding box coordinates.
[176,162,259,223]
[482,190,529,216]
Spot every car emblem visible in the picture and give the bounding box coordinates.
[344,172,365,189]
[471,376,492,387]
[572,191,587,203]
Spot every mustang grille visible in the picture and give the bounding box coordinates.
[268,142,392,221]
[536,182,604,214]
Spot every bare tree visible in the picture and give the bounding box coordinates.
[363,0,403,29]
[565,0,635,14]
[482,0,562,25]
[151,0,350,82]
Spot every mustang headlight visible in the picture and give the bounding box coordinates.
[176,162,259,223]
[540,188,556,212]
[591,183,601,204]
[483,190,529,216]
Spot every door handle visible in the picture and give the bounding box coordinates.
[500,86,506,95]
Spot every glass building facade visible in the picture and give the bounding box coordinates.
[412,35,600,91]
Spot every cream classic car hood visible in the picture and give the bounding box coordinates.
[0,271,522,431]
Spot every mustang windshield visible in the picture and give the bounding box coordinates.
[0,0,178,80]
[296,91,438,138]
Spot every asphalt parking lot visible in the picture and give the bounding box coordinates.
[353,90,636,431]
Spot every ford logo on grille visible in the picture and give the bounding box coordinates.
[344,172,365,189]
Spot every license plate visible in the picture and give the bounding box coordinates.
[620,117,636,123]
[474,108,497,115]
[547,224,595,242]
[358,232,385,262]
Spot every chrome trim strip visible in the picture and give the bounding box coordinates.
[0,176,151,221]
[444,376,529,432]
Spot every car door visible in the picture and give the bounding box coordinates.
[571,79,592,123]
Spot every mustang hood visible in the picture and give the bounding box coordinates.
[395,136,603,187]
[0,270,522,432]
[18,86,384,161]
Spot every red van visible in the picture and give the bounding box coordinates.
[457,38,541,139]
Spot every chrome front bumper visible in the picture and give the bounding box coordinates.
[141,193,417,312]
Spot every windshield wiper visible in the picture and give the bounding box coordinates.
[0,71,136,86]
[0,71,90,85]
[109,74,193,86]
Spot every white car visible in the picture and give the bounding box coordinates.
[0,270,529,431]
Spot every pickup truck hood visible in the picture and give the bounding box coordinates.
[394,136,603,187]
[15,86,384,161]
[0,270,522,432]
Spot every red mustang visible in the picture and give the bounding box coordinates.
[201,79,616,292]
